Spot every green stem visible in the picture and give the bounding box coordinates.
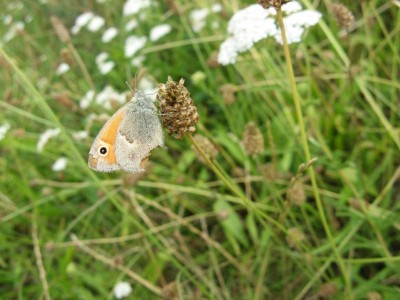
[188,134,286,231]
[276,7,351,295]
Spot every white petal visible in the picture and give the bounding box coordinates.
[96,52,109,65]
[79,90,95,110]
[149,24,171,41]
[37,128,61,153]
[101,27,118,43]
[282,1,302,14]
[87,16,105,32]
[52,157,68,172]
[124,35,147,57]
[218,38,238,65]
[189,8,209,32]
[75,12,94,28]
[131,55,145,66]
[0,123,11,141]
[123,0,151,16]
[55,63,70,75]
[113,282,132,299]
[211,4,222,13]
[125,19,138,31]
[98,61,115,74]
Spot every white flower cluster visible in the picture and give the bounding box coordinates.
[52,157,68,172]
[2,21,24,43]
[189,4,222,33]
[102,27,118,43]
[36,128,61,152]
[71,12,105,35]
[0,123,11,141]
[123,0,151,16]
[55,63,70,75]
[67,0,173,73]
[113,282,132,299]
[95,52,115,74]
[218,2,322,65]
[79,86,126,110]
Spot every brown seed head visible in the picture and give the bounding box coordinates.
[207,51,220,68]
[287,182,306,206]
[54,92,77,111]
[256,0,292,10]
[192,134,219,163]
[332,4,355,30]
[367,291,382,300]
[60,48,74,66]
[50,16,71,43]
[220,84,238,105]
[242,122,264,156]
[286,227,305,248]
[259,163,277,181]
[157,77,199,139]
[318,282,337,299]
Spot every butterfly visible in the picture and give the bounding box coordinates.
[88,92,164,173]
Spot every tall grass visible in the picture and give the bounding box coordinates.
[1,0,399,299]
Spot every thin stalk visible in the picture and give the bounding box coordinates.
[67,43,95,91]
[188,134,286,232]
[276,7,351,295]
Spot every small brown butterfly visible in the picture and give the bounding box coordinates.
[88,92,164,172]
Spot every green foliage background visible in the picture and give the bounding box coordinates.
[1,0,399,299]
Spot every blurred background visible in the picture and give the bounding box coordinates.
[1,0,399,299]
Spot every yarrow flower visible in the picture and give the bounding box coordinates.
[150,24,172,41]
[0,123,11,141]
[79,90,95,109]
[52,157,68,172]
[95,86,126,109]
[3,21,24,43]
[218,1,322,65]
[71,12,94,34]
[95,52,115,75]
[125,19,138,31]
[123,0,151,16]
[87,15,105,32]
[71,12,105,34]
[37,128,61,152]
[101,27,118,43]
[124,35,147,57]
[55,62,70,75]
[113,282,132,299]
[189,4,222,33]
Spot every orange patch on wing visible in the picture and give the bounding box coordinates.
[99,109,125,165]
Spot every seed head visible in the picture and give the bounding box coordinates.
[318,282,337,299]
[287,182,306,206]
[207,51,220,68]
[256,0,292,10]
[242,121,264,156]
[192,134,219,163]
[60,48,74,66]
[259,163,277,181]
[50,16,71,43]
[220,84,238,105]
[157,77,199,139]
[54,92,76,111]
[332,4,354,30]
[286,227,305,248]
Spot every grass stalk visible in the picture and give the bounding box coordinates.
[276,7,351,295]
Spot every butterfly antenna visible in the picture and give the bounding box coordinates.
[126,81,135,93]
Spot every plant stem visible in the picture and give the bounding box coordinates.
[276,7,351,295]
[188,134,286,231]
